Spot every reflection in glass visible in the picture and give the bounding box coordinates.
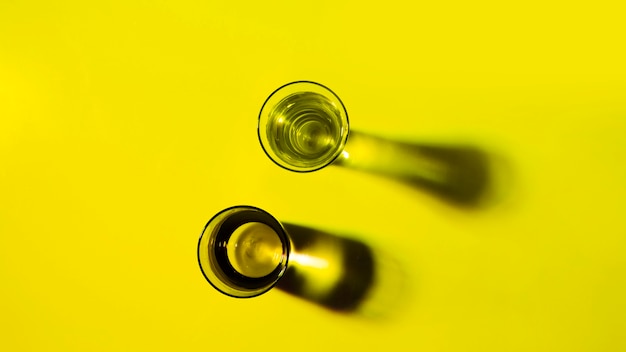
[258,81,496,206]
[258,81,349,172]
[198,206,405,315]
[277,223,374,311]
[197,206,290,298]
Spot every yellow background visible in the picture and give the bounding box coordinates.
[1,1,625,351]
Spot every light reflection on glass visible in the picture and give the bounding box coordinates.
[258,81,505,207]
[198,206,407,317]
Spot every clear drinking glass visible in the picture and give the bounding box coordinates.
[197,206,291,298]
[197,206,404,314]
[258,81,350,172]
[258,81,493,206]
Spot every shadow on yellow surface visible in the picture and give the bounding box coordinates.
[1,1,625,351]
[278,223,407,318]
[334,131,505,207]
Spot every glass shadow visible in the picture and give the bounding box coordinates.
[198,206,406,316]
[334,131,494,207]
[258,81,507,208]
[276,223,375,311]
[278,223,406,316]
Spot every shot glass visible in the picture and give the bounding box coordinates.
[197,206,402,313]
[258,81,492,206]
[258,81,350,172]
[197,206,291,298]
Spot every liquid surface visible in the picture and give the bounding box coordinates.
[265,91,346,170]
[226,222,284,278]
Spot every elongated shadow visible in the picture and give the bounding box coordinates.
[334,131,503,207]
[257,81,509,207]
[396,144,489,205]
[277,223,406,316]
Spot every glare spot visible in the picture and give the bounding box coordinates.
[291,253,329,269]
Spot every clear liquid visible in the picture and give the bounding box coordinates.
[266,92,346,170]
[226,222,284,278]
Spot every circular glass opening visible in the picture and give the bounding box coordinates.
[197,206,290,298]
[258,81,349,172]
[227,222,284,278]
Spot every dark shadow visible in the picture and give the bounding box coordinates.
[333,131,502,207]
[399,144,490,206]
[276,223,406,317]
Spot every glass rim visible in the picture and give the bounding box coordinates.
[257,80,350,173]
[197,205,291,298]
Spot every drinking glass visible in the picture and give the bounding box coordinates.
[197,206,402,313]
[258,81,492,206]
[197,205,291,298]
[258,81,350,172]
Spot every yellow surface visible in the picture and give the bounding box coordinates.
[1,1,625,351]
